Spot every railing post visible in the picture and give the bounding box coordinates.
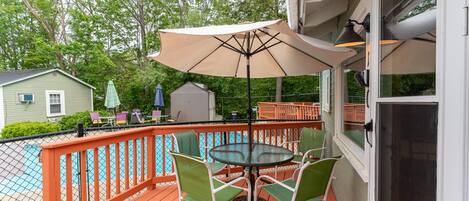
[42,148,61,201]
[147,129,156,190]
[76,122,88,201]
[274,105,278,119]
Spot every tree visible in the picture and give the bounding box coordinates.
[0,0,320,119]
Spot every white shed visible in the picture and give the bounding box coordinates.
[170,82,216,122]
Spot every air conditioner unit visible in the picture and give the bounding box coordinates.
[18,93,34,103]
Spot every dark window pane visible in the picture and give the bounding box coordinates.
[377,103,437,201]
[50,104,61,114]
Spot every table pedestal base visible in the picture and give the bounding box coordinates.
[233,195,267,201]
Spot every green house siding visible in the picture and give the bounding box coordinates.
[3,71,92,125]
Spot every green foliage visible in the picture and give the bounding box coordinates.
[380,73,435,97]
[0,0,321,119]
[58,110,111,130]
[1,122,60,139]
[58,111,92,130]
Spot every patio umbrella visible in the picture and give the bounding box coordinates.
[154,84,164,109]
[104,80,121,109]
[148,19,355,153]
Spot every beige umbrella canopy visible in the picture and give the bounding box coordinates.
[344,32,436,74]
[381,32,435,75]
[148,20,355,169]
[148,20,355,78]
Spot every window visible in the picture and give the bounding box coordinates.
[379,0,436,97]
[374,0,438,200]
[343,69,366,149]
[46,90,65,117]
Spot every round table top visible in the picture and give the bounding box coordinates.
[209,143,294,167]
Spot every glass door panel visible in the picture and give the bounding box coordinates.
[377,103,437,201]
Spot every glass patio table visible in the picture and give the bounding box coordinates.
[209,143,294,201]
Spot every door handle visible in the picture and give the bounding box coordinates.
[364,119,373,148]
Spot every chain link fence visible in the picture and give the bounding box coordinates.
[0,123,154,201]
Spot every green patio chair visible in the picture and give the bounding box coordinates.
[170,152,251,201]
[172,130,227,174]
[275,128,327,178]
[284,127,327,164]
[254,157,342,201]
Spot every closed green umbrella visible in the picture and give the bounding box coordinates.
[104,80,121,109]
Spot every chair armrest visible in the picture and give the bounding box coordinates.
[255,175,295,192]
[302,147,326,164]
[279,140,300,147]
[213,176,251,193]
[202,145,213,149]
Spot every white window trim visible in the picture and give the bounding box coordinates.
[45,90,65,117]
[334,65,370,182]
[321,70,331,112]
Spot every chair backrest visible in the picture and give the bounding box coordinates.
[130,110,144,124]
[152,110,161,121]
[116,113,127,124]
[90,112,101,123]
[173,111,181,121]
[299,128,326,158]
[170,152,214,201]
[293,157,341,201]
[173,130,201,158]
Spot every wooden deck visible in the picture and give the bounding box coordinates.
[135,168,337,201]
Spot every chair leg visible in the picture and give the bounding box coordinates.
[274,165,278,179]
[225,165,230,177]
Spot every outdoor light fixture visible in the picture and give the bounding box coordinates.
[334,14,399,47]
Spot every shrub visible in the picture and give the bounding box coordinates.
[58,110,112,130]
[1,122,60,139]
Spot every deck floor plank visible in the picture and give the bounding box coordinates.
[134,168,336,201]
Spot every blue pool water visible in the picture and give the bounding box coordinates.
[0,132,248,195]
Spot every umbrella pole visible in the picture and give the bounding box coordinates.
[246,54,253,153]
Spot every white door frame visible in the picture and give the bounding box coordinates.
[367,1,469,201]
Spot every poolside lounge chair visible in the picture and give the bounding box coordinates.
[167,111,181,122]
[170,152,251,201]
[130,109,144,124]
[254,157,341,201]
[172,130,227,174]
[146,110,162,123]
[115,112,128,125]
[90,112,103,126]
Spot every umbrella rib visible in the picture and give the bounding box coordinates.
[233,36,246,53]
[254,32,287,76]
[213,36,245,54]
[257,29,333,68]
[251,41,282,55]
[380,41,406,63]
[235,34,247,77]
[187,36,235,73]
[251,32,280,53]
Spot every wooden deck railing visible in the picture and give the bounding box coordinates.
[257,102,320,120]
[344,104,365,123]
[41,121,322,201]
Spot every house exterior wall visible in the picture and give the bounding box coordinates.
[2,71,93,125]
[322,69,368,201]
[170,83,209,122]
